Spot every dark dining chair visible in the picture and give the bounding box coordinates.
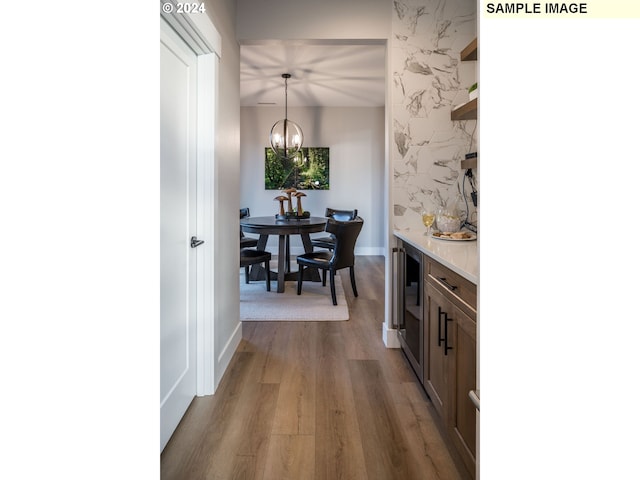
[310,208,358,251]
[240,248,271,291]
[297,217,363,305]
[240,208,259,248]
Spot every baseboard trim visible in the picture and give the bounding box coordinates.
[212,321,242,393]
[382,323,400,348]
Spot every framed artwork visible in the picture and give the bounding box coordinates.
[264,147,330,190]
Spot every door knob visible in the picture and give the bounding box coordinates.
[190,236,204,248]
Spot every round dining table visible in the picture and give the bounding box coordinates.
[240,215,327,293]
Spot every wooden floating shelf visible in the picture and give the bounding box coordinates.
[460,38,477,62]
[458,37,478,171]
[461,157,477,169]
[451,98,477,121]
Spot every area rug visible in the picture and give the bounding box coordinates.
[239,271,349,321]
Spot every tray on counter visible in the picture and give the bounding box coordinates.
[432,231,476,242]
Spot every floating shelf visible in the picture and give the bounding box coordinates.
[451,98,477,121]
[461,157,477,169]
[457,37,478,172]
[461,38,477,61]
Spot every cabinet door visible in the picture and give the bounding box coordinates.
[451,307,477,473]
[425,281,477,477]
[423,284,454,421]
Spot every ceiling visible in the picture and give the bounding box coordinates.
[240,42,386,108]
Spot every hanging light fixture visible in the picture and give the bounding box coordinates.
[269,73,304,160]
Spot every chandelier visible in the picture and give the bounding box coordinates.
[269,73,304,160]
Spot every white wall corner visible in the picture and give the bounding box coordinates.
[382,322,400,348]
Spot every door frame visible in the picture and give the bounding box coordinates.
[161,2,221,396]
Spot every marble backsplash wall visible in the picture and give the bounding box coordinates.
[391,0,477,233]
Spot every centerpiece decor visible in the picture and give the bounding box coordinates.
[274,187,310,220]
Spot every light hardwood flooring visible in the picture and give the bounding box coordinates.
[161,256,468,480]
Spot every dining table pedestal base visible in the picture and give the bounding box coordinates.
[240,216,327,293]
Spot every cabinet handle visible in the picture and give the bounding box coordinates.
[444,314,453,356]
[469,390,480,411]
[438,277,457,291]
[437,306,445,346]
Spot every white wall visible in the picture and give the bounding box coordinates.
[204,0,242,389]
[240,106,385,255]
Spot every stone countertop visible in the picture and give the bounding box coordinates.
[394,230,478,285]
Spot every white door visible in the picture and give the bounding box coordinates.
[160,19,198,451]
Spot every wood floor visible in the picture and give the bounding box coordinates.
[161,256,468,480]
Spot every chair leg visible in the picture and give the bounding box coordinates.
[329,270,337,305]
[322,269,327,286]
[245,265,250,283]
[350,266,358,297]
[297,265,303,295]
[264,259,270,291]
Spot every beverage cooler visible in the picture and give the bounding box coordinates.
[393,241,423,382]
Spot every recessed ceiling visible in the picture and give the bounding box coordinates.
[240,42,386,108]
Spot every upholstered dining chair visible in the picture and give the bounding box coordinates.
[310,208,358,251]
[240,248,271,291]
[297,217,363,305]
[240,208,259,248]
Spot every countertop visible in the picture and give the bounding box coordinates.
[394,230,478,285]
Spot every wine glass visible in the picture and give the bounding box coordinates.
[421,203,436,236]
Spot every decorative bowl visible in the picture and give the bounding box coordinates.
[436,214,461,233]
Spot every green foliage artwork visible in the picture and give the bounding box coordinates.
[264,147,330,190]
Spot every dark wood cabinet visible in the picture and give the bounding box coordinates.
[392,234,478,479]
[454,311,476,467]
[424,258,477,478]
[424,285,451,419]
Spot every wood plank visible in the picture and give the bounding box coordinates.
[390,381,464,479]
[202,381,279,479]
[160,351,257,479]
[348,359,419,479]
[271,322,317,435]
[339,261,417,384]
[161,257,470,480]
[262,434,315,480]
[314,322,368,480]
[243,321,292,384]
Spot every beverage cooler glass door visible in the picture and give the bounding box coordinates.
[397,242,423,382]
